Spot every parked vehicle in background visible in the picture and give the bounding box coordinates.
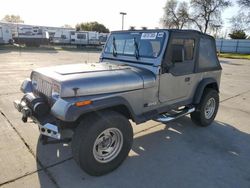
[0,25,12,44]
[99,33,109,45]
[87,31,100,46]
[13,26,49,47]
[52,29,74,44]
[70,31,88,46]
[53,30,100,46]
[14,29,222,176]
[0,21,108,47]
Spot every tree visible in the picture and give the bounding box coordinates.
[237,0,250,7]
[230,13,249,31]
[1,14,24,23]
[228,30,248,39]
[189,0,231,33]
[229,0,250,32]
[76,22,109,33]
[161,0,189,29]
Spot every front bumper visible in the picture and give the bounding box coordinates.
[14,95,61,140]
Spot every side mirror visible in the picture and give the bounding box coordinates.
[171,44,185,63]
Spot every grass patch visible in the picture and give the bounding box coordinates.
[219,53,250,60]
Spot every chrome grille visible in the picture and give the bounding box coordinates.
[36,78,52,97]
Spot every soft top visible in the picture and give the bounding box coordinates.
[111,29,213,39]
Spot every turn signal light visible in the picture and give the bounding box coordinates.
[75,100,92,107]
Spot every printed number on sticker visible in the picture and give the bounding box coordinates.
[141,33,157,40]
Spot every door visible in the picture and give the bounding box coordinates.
[159,34,197,103]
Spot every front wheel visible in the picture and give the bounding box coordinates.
[191,88,219,127]
[72,110,133,176]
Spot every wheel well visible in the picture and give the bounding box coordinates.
[205,82,219,92]
[106,105,132,120]
[76,105,133,124]
[193,81,219,104]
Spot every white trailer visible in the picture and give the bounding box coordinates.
[52,29,75,44]
[99,33,109,45]
[71,31,100,46]
[13,26,49,47]
[52,29,100,46]
[87,31,100,45]
[70,31,88,46]
[0,25,12,44]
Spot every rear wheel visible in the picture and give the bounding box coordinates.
[191,88,219,127]
[72,110,133,176]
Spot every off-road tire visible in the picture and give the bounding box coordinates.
[191,88,219,127]
[71,110,133,176]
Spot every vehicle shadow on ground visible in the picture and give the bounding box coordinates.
[36,117,250,188]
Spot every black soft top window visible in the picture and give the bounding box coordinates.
[171,38,195,61]
[198,37,220,70]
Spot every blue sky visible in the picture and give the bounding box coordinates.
[0,0,242,33]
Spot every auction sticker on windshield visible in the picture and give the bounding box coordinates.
[141,33,157,40]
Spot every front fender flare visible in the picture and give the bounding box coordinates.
[51,96,137,122]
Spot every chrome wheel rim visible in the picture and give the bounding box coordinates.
[204,98,216,119]
[93,128,123,163]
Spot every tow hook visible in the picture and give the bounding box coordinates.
[14,100,32,122]
[21,107,32,122]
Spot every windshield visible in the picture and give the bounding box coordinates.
[104,32,166,58]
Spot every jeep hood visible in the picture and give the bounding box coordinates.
[31,62,156,97]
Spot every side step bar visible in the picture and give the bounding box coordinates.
[155,107,195,123]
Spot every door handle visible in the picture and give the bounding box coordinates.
[185,77,190,82]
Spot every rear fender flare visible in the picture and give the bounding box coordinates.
[193,78,219,104]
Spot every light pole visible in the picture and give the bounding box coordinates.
[120,12,127,30]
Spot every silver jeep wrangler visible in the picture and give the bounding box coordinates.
[14,29,221,176]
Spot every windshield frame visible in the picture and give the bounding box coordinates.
[104,31,166,59]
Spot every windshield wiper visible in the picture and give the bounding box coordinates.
[133,37,139,59]
[112,37,117,57]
